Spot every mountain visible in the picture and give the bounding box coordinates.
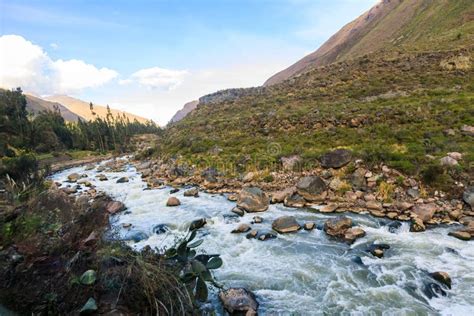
[162,0,473,185]
[265,0,474,86]
[24,94,84,122]
[44,95,151,124]
[169,100,199,124]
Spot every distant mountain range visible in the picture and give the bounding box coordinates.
[43,95,150,124]
[25,94,84,122]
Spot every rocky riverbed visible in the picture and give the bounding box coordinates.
[51,157,474,315]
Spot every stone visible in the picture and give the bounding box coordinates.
[252,216,263,224]
[237,187,269,212]
[344,227,366,243]
[395,201,414,211]
[367,244,390,258]
[304,222,316,231]
[96,174,108,181]
[166,197,181,206]
[283,193,306,208]
[184,187,199,197]
[329,177,344,191]
[189,218,207,230]
[440,156,458,167]
[430,272,452,289]
[319,204,338,213]
[412,203,437,223]
[116,177,129,183]
[410,217,426,232]
[448,230,471,241]
[461,125,474,136]
[258,231,277,241]
[320,149,352,169]
[243,172,257,183]
[227,194,238,202]
[141,168,152,177]
[373,249,384,258]
[106,201,125,214]
[272,216,301,233]
[324,216,352,238]
[231,206,245,217]
[246,230,258,239]
[366,200,382,210]
[67,173,80,182]
[463,187,474,209]
[281,155,302,171]
[296,176,327,201]
[351,168,367,191]
[202,167,218,182]
[447,152,462,161]
[84,164,95,171]
[219,288,258,315]
[231,223,251,233]
[270,188,294,204]
[407,188,420,199]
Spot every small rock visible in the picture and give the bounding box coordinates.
[96,174,108,181]
[257,231,277,241]
[189,218,207,231]
[271,188,294,204]
[373,249,384,258]
[106,201,125,214]
[461,125,474,136]
[430,271,452,289]
[227,194,238,202]
[440,156,458,167]
[243,172,257,183]
[463,187,474,210]
[219,288,258,315]
[344,227,366,243]
[319,204,338,213]
[447,152,462,161]
[304,222,316,231]
[67,173,80,183]
[410,217,426,232]
[281,155,302,171]
[252,216,263,224]
[184,187,199,197]
[231,223,251,233]
[324,216,352,238]
[320,149,352,169]
[166,197,181,206]
[231,206,245,217]
[283,193,306,208]
[407,188,420,199]
[272,216,301,233]
[116,177,129,183]
[246,230,258,239]
[351,168,367,191]
[448,230,471,241]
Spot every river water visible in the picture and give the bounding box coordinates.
[51,160,474,315]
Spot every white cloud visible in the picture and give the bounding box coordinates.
[130,67,188,90]
[0,34,118,94]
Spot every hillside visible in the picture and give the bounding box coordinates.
[169,100,199,124]
[45,95,151,124]
[24,94,83,122]
[265,0,474,86]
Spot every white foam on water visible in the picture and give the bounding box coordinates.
[51,161,474,315]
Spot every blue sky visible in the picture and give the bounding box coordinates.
[1,0,377,124]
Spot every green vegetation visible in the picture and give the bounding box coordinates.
[162,48,474,191]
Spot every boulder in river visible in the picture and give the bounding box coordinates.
[430,271,452,289]
[231,223,251,234]
[96,174,108,181]
[231,206,245,217]
[324,216,352,238]
[410,217,426,232]
[67,173,80,183]
[320,149,352,169]
[344,227,366,243]
[106,201,125,214]
[304,222,316,231]
[252,216,263,224]
[246,230,258,239]
[448,230,472,241]
[258,231,277,241]
[184,187,199,197]
[296,176,327,202]
[271,187,295,204]
[237,187,269,212]
[116,176,129,183]
[219,287,258,315]
[272,216,301,234]
[189,218,207,231]
[166,197,181,206]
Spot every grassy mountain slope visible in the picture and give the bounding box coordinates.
[265,0,474,86]
[162,46,473,187]
[45,95,151,124]
[24,94,84,122]
[169,100,199,124]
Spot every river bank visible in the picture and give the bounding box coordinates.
[49,157,474,314]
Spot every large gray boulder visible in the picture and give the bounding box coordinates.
[296,176,327,201]
[320,149,352,169]
[237,187,269,212]
[219,288,258,315]
[324,216,352,238]
[412,203,437,223]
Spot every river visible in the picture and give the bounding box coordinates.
[51,160,474,315]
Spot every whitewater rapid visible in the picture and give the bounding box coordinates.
[51,161,474,315]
